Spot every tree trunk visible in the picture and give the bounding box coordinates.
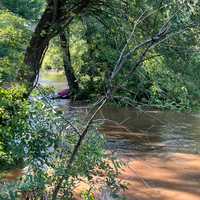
[59,29,79,95]
[24,0,91,91]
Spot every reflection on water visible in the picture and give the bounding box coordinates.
[99,107,200,154]
[49,97,200,155]
[97,107,200,200]
[38,71,68,92]
[37,71,200,155]
[53,98,200,200]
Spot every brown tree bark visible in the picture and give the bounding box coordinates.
[24,0,91,90]
[59,29,79,95]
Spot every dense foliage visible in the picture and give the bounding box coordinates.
[0,86,28,168]
[40,1,200,110]
[0,10,30,83]
[0,0,44,20]
[74,1,200,110]
[1,0,200,110]
[0,86,124,199]
[0,0,200,199]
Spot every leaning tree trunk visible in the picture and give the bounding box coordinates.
[23,0,91,91]
[59,29,79,95]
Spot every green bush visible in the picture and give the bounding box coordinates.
[0,10,30,83]
[0,86,29,168]
[0,87,124,199]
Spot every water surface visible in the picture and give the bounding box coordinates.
[40,72,200,200]
[2,72,200,200]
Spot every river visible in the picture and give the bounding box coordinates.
[2,72,200,200]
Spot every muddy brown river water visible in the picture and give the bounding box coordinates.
[55,100,200,200]
[2,73,200,200]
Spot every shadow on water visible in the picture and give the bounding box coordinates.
[38,71,68,92]
[95,106,200,200]
[47,97,200,155]
[98,106,200,154]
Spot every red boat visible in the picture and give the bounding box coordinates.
[52,88,70,99]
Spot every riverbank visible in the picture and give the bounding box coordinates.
[1,105,200,200]
[2,152,200,200]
